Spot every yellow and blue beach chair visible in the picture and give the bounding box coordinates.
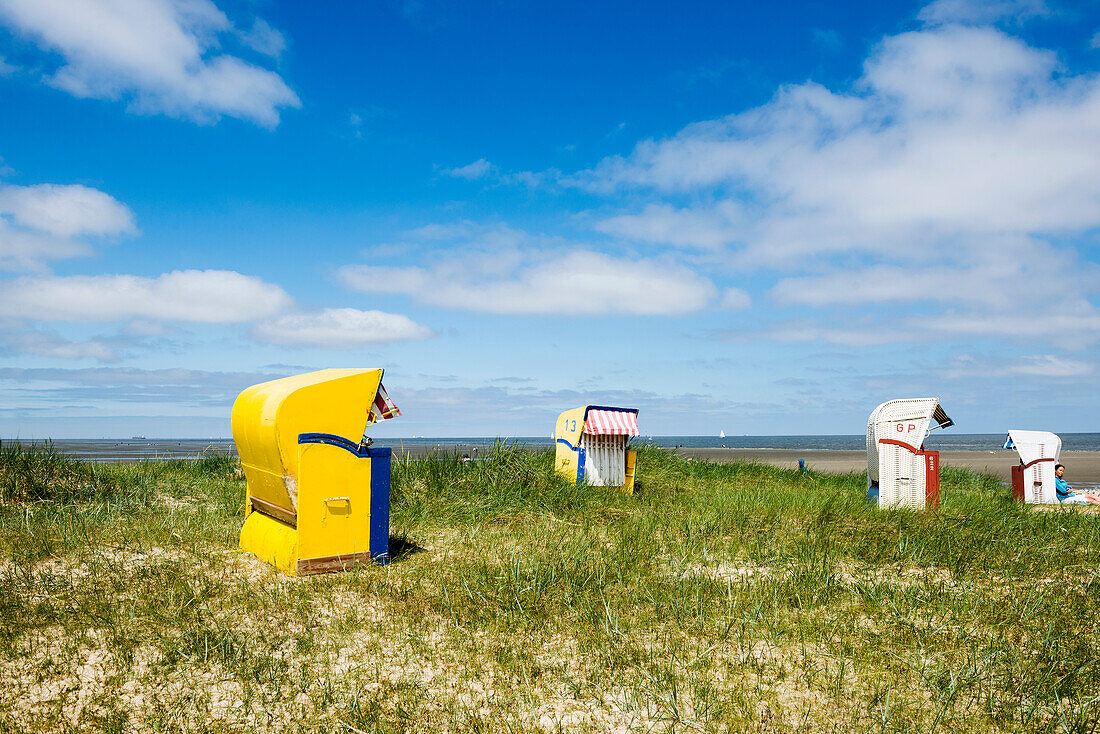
[232,368,400,576]
[554,405,639,494]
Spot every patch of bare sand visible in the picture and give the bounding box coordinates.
[3,628,321,732]
[672,558,958,591]
[1030,503,1100,514]
[0,629,120,729]
[833,560,956,588]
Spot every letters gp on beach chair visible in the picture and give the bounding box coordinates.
[232,368,400,576]
[555,406,639,494]
[1003,430,1061,504]
[866,398,953,510]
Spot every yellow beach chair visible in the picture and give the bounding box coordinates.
[232,368,401,576]
[554,405,639,494]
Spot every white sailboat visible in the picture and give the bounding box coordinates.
[719,430,725,438]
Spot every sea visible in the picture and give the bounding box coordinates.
[5,433,1100,462]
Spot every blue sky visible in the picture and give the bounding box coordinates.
[1,0,1099,439]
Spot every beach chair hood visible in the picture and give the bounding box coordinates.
[231,368,398,516]
[866,398,952,483]
[1004,430,1061,465]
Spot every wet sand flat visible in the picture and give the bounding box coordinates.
[674,448,1100,484]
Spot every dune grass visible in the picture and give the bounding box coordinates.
[1,441,1100,732]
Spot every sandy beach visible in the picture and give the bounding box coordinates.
[674,448,1100,484]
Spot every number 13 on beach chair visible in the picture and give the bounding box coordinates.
[232,368,401,576]
[554,405,640,494]
[866,398,953,510]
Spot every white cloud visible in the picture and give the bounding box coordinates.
[0,55,15,75]
[239,18,285,58]
[773,265,958,307]
[0,270,292,322]
[0,219,90,271]
[943,353,1093,378]
[741,301,1100,349]
[1008,355,1093,377]
[0,0,300,126]
[124,319,173,337]
[723,319,915,347]
[0,365,301,409]
[442,159,494,180]
[368,383,768,436]
[407,221,478,240]
[767,240,1100,346]
[405,221,529,248]
[0,330,119,362]
[0,182,136,270]
[918,0,1050,25]
[339,248,717,315]
[720,288,751,310]
[575,26,1100,248]
[251,308,433,347]
[438,160,558,188]
[596,202,745,250]
[771,236,1096,310]
[919,311,1100,343]
[0,183,136,237]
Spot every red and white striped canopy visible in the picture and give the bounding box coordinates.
[370,382,401,422]
[584,409,639,436]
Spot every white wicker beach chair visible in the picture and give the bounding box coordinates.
[866,398,953,510]
[1003,430,1061,504]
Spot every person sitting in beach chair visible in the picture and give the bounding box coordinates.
[1055,464,1100,506]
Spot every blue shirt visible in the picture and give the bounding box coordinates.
[1056,475,1072,501]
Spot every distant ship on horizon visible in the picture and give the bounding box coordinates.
[719,430,726,438]
[131,435,146,440]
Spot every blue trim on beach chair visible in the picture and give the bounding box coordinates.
[367,447,391,564]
